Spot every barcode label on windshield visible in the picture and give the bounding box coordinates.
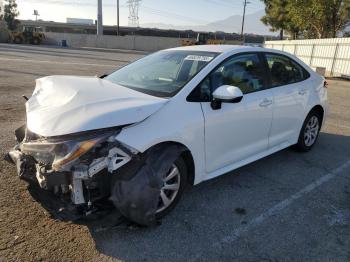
[185,55,214,62]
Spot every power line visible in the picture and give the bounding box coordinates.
[21,0,117,7]
[21,0,262,34]
[204,0,262,13]
[141,3,247,30]
[204,0,241,9]
[141,5,209,24]
[140,5,249,33]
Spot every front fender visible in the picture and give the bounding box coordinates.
[115,99,206,184]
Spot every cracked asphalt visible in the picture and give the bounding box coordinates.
[0,44,349,262]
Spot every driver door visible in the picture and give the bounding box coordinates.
[200,53,273,173]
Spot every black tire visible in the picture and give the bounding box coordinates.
[110,147,188,225]
[295,111,322,152]
[155,156,188,219]
[14,36,23,44]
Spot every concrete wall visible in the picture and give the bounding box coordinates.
[44,32,185,52]
[265,38,350,77]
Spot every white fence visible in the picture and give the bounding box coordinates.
[265,38,350,77]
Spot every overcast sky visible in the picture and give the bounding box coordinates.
[16,0,265,26]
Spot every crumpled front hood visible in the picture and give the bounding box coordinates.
[26,75,168,137]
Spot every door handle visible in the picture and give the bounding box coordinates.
[298,89,307,95]
[259,98,273,107]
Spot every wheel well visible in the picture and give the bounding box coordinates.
[310,105,324,126]
[181,150,195,186]
[147,141,195,186]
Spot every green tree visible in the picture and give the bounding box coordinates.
[262,0,350,39]
[289,0,350,38]
[261,0,301,39]
[322,0,350,37]
[288,0,325,38]
[4,0,20,31]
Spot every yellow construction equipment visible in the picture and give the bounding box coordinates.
[11,26,46,45]
[181,32,225,46]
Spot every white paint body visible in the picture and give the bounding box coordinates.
[27,76,167,136]
[26,46,328,185]
[212,85,244,101]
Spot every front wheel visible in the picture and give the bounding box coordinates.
[111,147,188,226]
[155,157,187,219]
[295,111,321,152]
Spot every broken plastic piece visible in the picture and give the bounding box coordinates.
[110,144,185,226]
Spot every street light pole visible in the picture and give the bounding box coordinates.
[117,0,120,36]
[240,0,248,43]
[97,0,103,36]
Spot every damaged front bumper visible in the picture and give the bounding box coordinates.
[5,125,137,216]
[7,148,69,188]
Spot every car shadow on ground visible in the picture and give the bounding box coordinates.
[28,132,350,262]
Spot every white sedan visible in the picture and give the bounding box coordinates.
[7,45,328,225]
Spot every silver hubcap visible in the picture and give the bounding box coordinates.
[156,164,180,213]
[304,116,319,147]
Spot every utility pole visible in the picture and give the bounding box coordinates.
[240,0,248,43]
[117,0,120,35]
[97,0,103,35]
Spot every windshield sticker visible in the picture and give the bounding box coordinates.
[185,55,214,62]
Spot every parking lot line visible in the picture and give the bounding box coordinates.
[191,159,350,261]
[0,57,116,68]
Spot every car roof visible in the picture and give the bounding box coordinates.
[168,45,314,75]
[167,45,297,57]
[167,45,258,54]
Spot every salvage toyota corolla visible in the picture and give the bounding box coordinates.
[6,45,328,225]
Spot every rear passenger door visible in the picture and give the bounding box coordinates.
[264,53,311,148]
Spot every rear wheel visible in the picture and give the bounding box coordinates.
[295,111,321,152]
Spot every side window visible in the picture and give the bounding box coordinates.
[265,54,309,87]
[198,53,265,97]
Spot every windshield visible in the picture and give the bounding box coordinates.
[105,50,219,97]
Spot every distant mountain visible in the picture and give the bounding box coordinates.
[141,10,275,36]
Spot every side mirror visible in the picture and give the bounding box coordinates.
[211,85,243,110]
